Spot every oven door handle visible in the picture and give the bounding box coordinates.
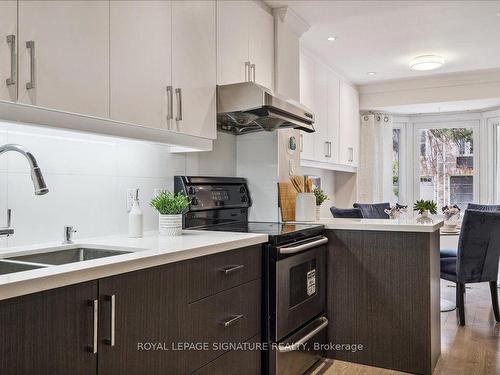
[277,236,328,255]
[277,316,329,353]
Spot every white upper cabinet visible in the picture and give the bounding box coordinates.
[110,1,172,130]
[217,0,274,90]
[339,81,360,167]
[172,0,216,139]
[248,3,274,90]
[0,1,17,102]
[18,0,109,118]
[299,51,315,160]
[299,49,359,171]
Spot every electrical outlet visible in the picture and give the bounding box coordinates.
[126,189,136,212]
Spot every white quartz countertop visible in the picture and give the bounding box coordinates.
[0,230,268,301]
[293,217,443,233]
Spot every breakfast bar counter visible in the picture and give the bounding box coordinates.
[298,217,443,375]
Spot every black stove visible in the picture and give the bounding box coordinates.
[174,176,323,245]
[175,176,328,375]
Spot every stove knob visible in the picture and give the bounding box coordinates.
[241,195,248,203]
[188,187,196,195]
[191,198,198,206]
[239,186,246,193]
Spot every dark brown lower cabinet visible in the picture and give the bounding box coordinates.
[191,334,261,375]
[0,245,263,375]
[97,261,189,375]
[0,281,98,375]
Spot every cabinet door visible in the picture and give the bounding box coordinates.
[339,81,360,166]
[98,262,189,375]
[327,71,341,163]
[217,0,249,85]
[0,282,98,375]
[248,3,274,90]
[313,63,329,162]
[0,0,17,102]
[172,0,216,139]
[18,0,109,117]
[110,1,172,130]
[299,51,315,160]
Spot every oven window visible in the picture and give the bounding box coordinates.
[289,259,317,308]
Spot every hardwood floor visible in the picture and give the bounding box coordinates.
[323,281,500,375]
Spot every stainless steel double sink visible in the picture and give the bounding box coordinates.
[0,247,133,276]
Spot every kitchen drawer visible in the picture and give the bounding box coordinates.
[188,279,261,371]
[191,334,261,375]
[187,245,261,302]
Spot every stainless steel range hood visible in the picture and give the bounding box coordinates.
[217,82,315,135]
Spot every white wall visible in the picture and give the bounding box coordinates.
[0,121,236,249]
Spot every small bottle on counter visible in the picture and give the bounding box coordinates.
[128,188,143,238]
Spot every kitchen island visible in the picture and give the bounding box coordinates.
[296,217,443,375]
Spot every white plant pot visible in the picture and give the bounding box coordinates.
[295,193,316,222]
[316,206,321,221]
[420,210,429,219]
[159,214,183,236]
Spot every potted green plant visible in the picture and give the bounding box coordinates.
[150,191,190,236]
[313,187,328,220]
[413,199,437,219]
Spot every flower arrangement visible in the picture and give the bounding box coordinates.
[413,199,437,216]
[442,205,460,219]
[384,204,408,219]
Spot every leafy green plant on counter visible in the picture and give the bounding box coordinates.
[313,187,328,206]
[413,199,437,215]
[150,191,190,215]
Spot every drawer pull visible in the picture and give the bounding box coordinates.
[278,316,328,353]
[105,294,116,346]
[221,264,245,274]
[88,299,98,354]
[221,314,244,328]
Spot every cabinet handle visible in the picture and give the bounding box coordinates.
[251,63,256,82]
[88,299,98,354]
[245,61,251,82]
[105,295,116,346]
[348,147,354,162]
[221,314,244,328]
[166,86,173,127]
[175,88,182,122]
[6,35,16,86]
[221,264,245,274]
[299,134,303,152]
[325,141,332,158]
[26,41,35,89]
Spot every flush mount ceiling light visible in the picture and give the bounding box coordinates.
[409,55,445,71]
[367,72,377,76]
[327,36,338,42]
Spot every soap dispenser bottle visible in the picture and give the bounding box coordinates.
[128,188,143,238]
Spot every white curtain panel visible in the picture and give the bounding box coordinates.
[358,113,393,203]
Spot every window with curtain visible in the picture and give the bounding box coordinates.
[392,128,400,202]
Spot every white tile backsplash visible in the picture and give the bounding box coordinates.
[0,121,236,249]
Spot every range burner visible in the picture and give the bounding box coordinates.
[199,221,324,245]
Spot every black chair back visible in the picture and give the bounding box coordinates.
[457,210,500,283]
[467,203,500,211]
[353,202,390,219]
[330,206,363,218]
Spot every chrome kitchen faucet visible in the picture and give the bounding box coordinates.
[0,144,49,237]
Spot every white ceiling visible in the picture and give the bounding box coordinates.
[266,0,500,85]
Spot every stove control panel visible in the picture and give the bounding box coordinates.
[174,176,251,211]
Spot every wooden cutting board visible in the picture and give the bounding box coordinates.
[278,182,296,222]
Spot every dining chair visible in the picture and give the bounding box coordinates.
[330,206,363,218]
[440,209,500,325]
[352,202,390,219]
